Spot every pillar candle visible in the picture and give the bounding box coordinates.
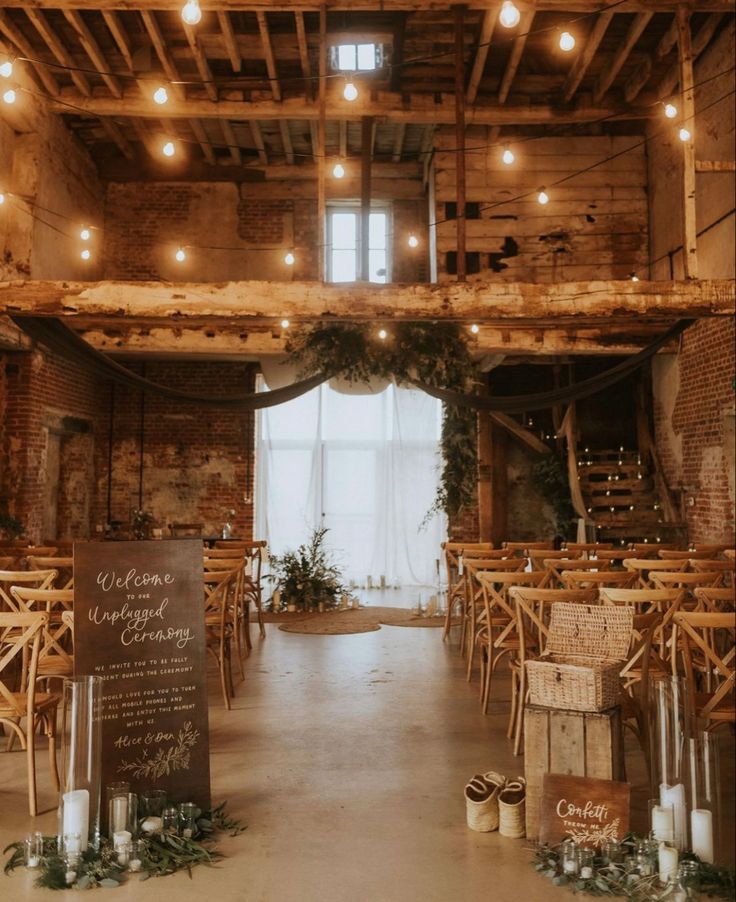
[658,843,679,884]
[660,783,687,850]
[651,804,675,843]
[111,795,128,835]
[113,830,131,851]
[690,809,714,864]
[62,790,89,852]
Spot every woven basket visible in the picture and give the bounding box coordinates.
[465,775,502,832]
[498,778,526,838]
[526,603,633,713]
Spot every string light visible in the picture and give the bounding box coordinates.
[499,1,521,28]
[0,60,12,79]
[332,161,345,179]
[679,127,691,142]
[378,328,388,340]
[3,88,16,104]
[502,147,515,165]
[162,140,176,157]
[181,0,202,26]
[80,249,91,261]
[664,102,678,119]
[470,324,480,334]
[284,251,295,266]
[80,227,91,241]
[630,272,639,281]
[343,81,358,102]
[153,86,169,105]
[175,247,186,262]
[407,234,419,248]
[537,188,549,205]
[0,192,5,205]
[280,318,290,329]
[559,32,576,52]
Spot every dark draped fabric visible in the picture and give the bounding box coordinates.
[12,315,692,415]
[11,315,328,409]
[412,319,692,413]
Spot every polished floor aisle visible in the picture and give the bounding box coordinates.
[0,622,678,901]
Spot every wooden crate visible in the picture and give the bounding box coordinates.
[523,704,625,841]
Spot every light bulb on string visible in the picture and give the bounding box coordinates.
[80,248,91,261]
[0,60,12,79]
[80,227,91,241]
[630,272,639,282]
[679,127,691,142]
[502,147,515,165]
[559,31,575,52]
[499,1,521,28]
[162,140,176,157]
[181,0,202,26]
[284,251,295,266]
[0,192,5,205]
[664,102,678,119]
[470,324,480,334]
[3,89,16,105]
[280,318,290,329]
[153,86,169,105]
[378,328,387,340]
[343,80,358,102]
[175,247,186,262]
[332,161,345,179]
[537,188,549,205]
[407,234,419,248]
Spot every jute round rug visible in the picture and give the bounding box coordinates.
[262,606,453,636]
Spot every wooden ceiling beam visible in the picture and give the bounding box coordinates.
[183,23,217,102]
[295,11,312,100]
[3,279,732,321]
[220,118,242,164]
[466,5,498,105]
[256,11,281,102]
[624,16,678,102]
[140,10,185,101]
[25,9,91,96]
[280,121,295,164]
[653,13,724,99]
[101,11,134,73]
[339,119,347,157]
[63,10,123,98]
[0,11,59,96]
[391,121,406,162]
[217,11,241,73]
[188,117,216,164]
[0,2,731,12]
[250,119,268,163]
[561,12,613,102]
[100,117,135,159]
[593,11,653,103]
[47,91,657,125]
[498,8,535,104]
[389,12,406,93]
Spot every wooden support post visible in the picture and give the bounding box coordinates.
[317,5,327,282]
[454,5,467,283]
[477,413,493,542]
[360,116,373,282]
[490,423,508,546]
[676,6,698,280]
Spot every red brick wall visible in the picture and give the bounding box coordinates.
[653,318,736,544]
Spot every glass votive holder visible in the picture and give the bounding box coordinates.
[600,839,623,866]
[109,790,138,838]
[650,798,676,843]
[635,839,657,877]
[127,840,145,873]
[560,839,578,875]
[62,832,81,858]
[677,861,701,900]
[576,848,595,879]
[24,832,43,868]
[64,852,79,886]
[139,789,167,818]
[178,802,198,840]
[113,829,132,866]
[163,806,180,835]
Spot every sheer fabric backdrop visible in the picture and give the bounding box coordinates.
[256,378,445,587]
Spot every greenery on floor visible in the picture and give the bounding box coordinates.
[269,526,346,611]
[287,322,478,518]
[3,802,245,890]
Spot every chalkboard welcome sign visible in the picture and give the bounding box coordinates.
[74,540,211,810]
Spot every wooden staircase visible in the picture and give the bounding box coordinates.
[577,448,686,546]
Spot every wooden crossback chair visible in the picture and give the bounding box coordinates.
[694,587,735,613]
[214,541,267,642]
[204,556,247,673]
[658,549,718,561]
[510,587,598,754]
[594,549,636,565]
[27,556,74,590]
[651,571,722,592]
[560,569,637,590]
[203,570,239,709]
[0,569,58,613]
[623,558,687,589]
[0,612,60,815]
[441,542,495,642]
[562,542,614,554]
[502,541,554,558]
[630,543,677,556]
[462,558,526,670]
[693,544,732,555]
[672,611,736,731]
[10,588,75,686]
[541,557,610,589]
[690,560,735,588]
[473,570,545,705]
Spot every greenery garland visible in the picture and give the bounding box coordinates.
[3,802,246,890]
[286,322,478,518]
[532,837,736,900]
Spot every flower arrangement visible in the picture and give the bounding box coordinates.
[269,527,346,611]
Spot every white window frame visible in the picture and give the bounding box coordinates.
[326,202,392,284]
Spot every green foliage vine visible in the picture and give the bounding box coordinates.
[286,322,478,519]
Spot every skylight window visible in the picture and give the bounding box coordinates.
[332,43,380,72]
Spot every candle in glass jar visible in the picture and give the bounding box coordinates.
[658,844,679,884]
[651,804,675,842]
[62,790,89,852]
[690,808,714,864]
[660,783,687,850]
[111,795,128,834]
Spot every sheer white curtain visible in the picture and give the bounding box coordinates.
[256,379,444,587]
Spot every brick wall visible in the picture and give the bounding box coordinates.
[653,318,736,543]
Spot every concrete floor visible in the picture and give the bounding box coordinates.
[1,623,732,901]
